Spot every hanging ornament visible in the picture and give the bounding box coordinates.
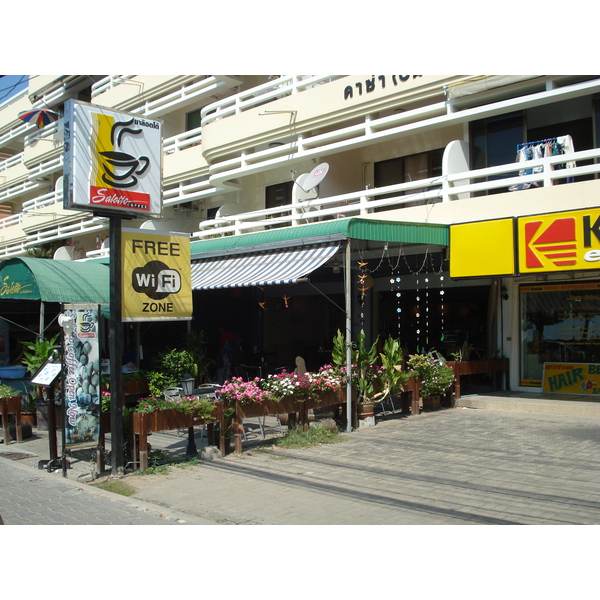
[425,276,429,346]
[357,259,370,332]
[282,295,290,308]
[259,301,267,310]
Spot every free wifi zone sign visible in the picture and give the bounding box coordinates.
[121,228,192,322]
[518,208,600,274]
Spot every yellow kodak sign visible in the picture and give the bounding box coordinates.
[518,208,600,274]
[121,228,192,322]
[542,362,600,395]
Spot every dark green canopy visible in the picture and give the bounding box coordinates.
[0,257,109,305]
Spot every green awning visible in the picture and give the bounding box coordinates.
[190,217,448,259]
[0,257,110,304]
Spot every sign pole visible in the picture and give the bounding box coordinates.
[109,216,124,475]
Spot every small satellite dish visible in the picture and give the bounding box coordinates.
[54,176,63,193]
[53,245,76,261]
[296,162,329,192]
[216,204,243,218]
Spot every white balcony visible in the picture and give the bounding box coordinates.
[192,145,600,240]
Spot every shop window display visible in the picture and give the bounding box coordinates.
[520,281,600,386]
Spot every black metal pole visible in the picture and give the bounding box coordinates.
[186,426,197,456]
[109,217,124,475]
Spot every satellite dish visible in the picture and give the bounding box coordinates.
[54,176,63,193]
[53,245,76,261]
[292,173,318,203]
[216,204,243,218]
[296,162,329,193]
[101,237,110,249]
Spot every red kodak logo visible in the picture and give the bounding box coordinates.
[524,217,577,268]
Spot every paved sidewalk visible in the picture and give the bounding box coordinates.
[123,408,600,525]
[2,398,600,525]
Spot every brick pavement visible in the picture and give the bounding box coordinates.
[0,458,210,525]
[126,408,600,525]
[2,403,600,525]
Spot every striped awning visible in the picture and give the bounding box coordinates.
[190,243,340,289]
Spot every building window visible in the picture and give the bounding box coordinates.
[265,181,293,210]
[186,108,201,131]
[470,111,524,195]
[373,149,443,209]
[519,281,600,386]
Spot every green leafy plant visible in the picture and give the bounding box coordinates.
[146,347,198,396]
[0,383,20,399]
[353,331,383,403]
[182,330,214,383]
[134,394,216,422]
[407,351,455,398]
[21,332,60,376]
[331,329,348,367]
[379,336,409,400]
[331,329,385,403]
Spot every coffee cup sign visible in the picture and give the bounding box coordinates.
[63,100,163,217]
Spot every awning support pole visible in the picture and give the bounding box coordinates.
[39,301,45,341]
[345,240,353,432]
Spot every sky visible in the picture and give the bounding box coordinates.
[0,75,28,104]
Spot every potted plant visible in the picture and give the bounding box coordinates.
[21,333,60,430]
[21,389,38,427]
[407,351,455,410]
[146,347,199,397]
[331,329,385,427]
[379,336,411,413]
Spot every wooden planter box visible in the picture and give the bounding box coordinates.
[422,395,441,410]
[0,396,23,444]
[447,359,509,398]
[131,406,219,471]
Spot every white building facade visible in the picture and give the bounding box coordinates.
[2,74,600,396]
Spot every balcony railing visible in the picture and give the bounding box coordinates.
[91,75,136,97]
[22,188,61,212]
[0,151,24,172]
[192,146,600,239]
[201,76,344,125]
[163,126,202,154]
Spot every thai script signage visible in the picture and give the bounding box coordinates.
[343,75,422,100]
[121,228,192,322]
[63,99,163,217]
[542,362,600,395]
[63,304,102,448]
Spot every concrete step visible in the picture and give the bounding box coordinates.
[455,392,600,418]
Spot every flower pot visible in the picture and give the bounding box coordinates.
[21,411,37,427]
[357,402,376,428]
[357,402,376,418]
